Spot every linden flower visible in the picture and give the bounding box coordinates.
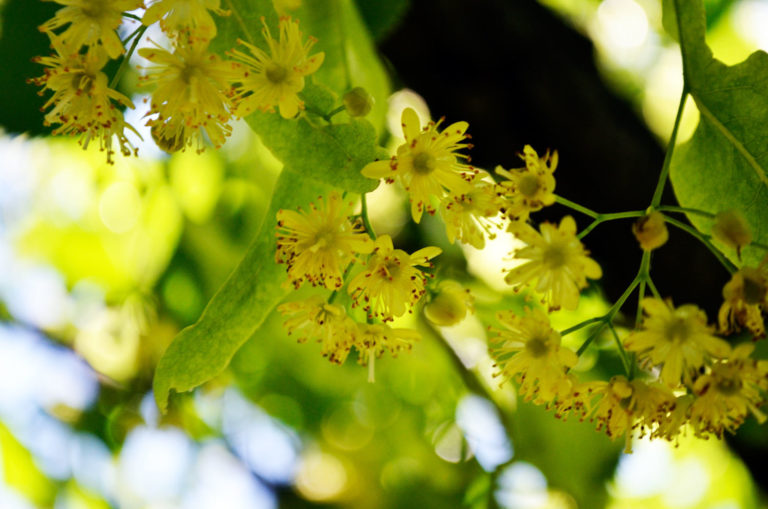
[278,295,355,365]
[229,16,325,119]
[504,216,602,311]
[361,108,476,223]
[495,145,557,221]
[143,0,227,37]
[347,234,441,321]
[39,0,144,59]
[489,309,578,404]
[690,343,768,437]
[586,376,674,452]
[440,173,504,249]
[718,265,767,338]
[353,322,420,382]
[625,298,730,387]
[276,192,374,290]
[30,43,138,163]
[138,38,240,151]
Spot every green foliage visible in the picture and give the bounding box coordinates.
[354,0,411,41]
[155,0,390,410]
[154,171,321,412]
[667,0,768,267]
[511,401,621,508]
[243,107,380,194]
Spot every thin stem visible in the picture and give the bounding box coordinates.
[577,210,646,240]
[560,316,604,337]
[122,12,142,21]
[608,322,632,377]
[657,205,715,219]
[646,276,663,300]
[575,322,609,357]
[578,219,602,240]
[651,88,688,207]
[327,262,355,304]
[367,349,375,383]
[110,25,147,89]
[575,257,644,356]
[327,105,346,119]
[554,195,598,218]
[663,215,737,273]
[635,280,646,328]
[121,25,143,44]
[361,194,376,240]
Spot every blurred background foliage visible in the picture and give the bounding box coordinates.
[0,0,767,508]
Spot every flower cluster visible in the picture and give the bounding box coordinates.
[32,0,144,162]
[490,302,767,451]
[275,192,451,379]
[32,1,324,159]
[362,113,601,311]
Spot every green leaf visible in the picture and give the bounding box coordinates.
[154,113,379,410]
[244,113,379,193]
[154,170,327,412]
[668,0,768,267]
[154,1,388,411]
[354,0,411,41]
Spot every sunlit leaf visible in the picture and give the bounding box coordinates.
[153,169,328,412]
[667,0,768,266]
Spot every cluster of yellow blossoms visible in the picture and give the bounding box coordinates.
[365,108,602,312]
[32,0,323,160]
[275,191,446,379]
[491,299,768,451]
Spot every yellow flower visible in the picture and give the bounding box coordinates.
[651,394,695,444]
[440,173,504,249]
[347,235,441,321]
[586,376,674,452]
[424,280,474,326]
[504,216,602,311]
[229,16,324,119]
[39,0,143,59]
[138,38,240,152]
[495,145,557,221]
[689,343,768,437]
[278,295,355,365]
[361,108,476,223]
[353,322,420,382]
[30,43,138,163]
[625,298,730,387]
[276,192,374,290]
[718,264,767,338]
[632,211,668,251]
[142,0,226,37]
[489,309,578,404]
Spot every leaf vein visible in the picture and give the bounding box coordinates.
[694,95,768,188]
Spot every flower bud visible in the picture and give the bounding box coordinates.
[151,124,184,153]
[712,209,752,258]
[343,87,373,117]
[424,281,474,326]
[632,211,668,251]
